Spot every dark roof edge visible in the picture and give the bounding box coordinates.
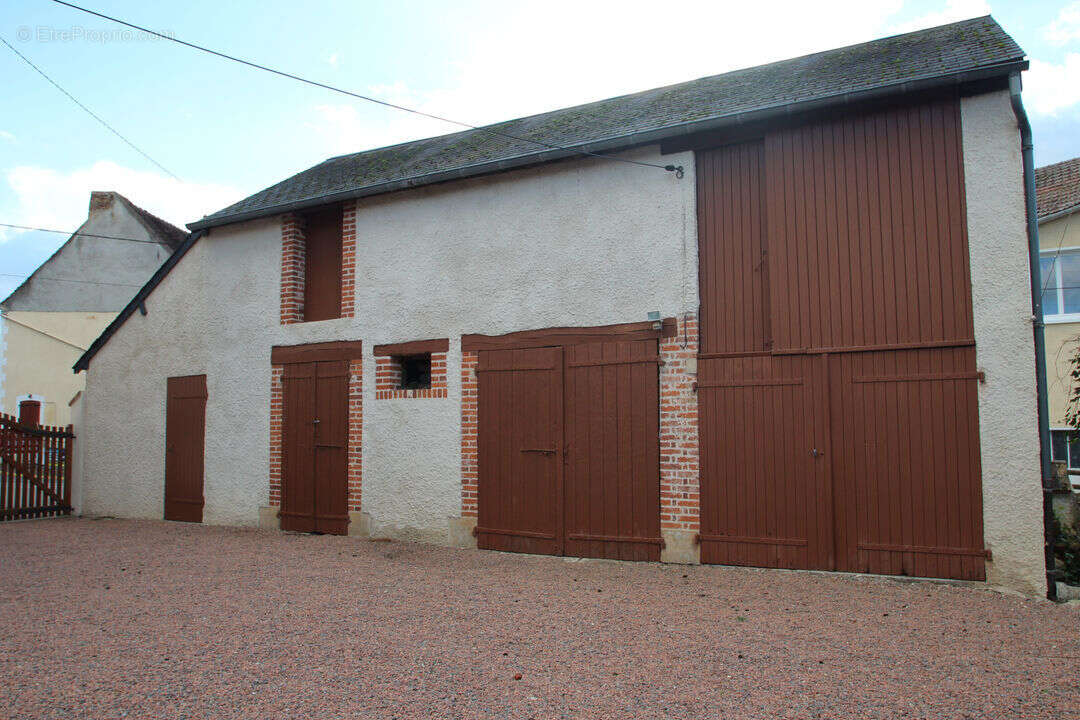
[188,59,1026,231]
[73,230,205,373]
[1038,201,1080,224]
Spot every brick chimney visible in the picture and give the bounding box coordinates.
[88,191,116,218]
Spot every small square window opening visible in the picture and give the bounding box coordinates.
[398,354,432,390]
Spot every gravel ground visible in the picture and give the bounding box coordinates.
[0,518,1077,720]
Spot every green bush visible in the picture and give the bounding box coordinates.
[1053,513,1080,586]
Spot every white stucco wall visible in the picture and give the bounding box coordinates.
[961,89,1046,596]
[81,146,697,539]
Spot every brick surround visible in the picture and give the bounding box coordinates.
[279,215,305,324]
[279,202,356,324]
[339,203,357,319]
[659,313,700,532]
[268,359,363,514]
[374,352,448,399]
[460,351,479,517]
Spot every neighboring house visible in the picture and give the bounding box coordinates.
[0,192,184,426]
[1038,156,1080,488]
[74,17,1047,595]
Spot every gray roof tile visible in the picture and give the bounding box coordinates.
[192,15,1023,229]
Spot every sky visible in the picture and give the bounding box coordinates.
[2,0,1080,299]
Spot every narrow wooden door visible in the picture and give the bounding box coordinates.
[476,347,563,555]
[164,375,207,522]
[281,360,348,534]
[563,340,662,561]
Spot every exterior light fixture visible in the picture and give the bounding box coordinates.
[647,311,662,330]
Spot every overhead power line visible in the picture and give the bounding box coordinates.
[0,222,174,245]
[51,0,683,177]
[0,273,143,288]
[0,35,181,181]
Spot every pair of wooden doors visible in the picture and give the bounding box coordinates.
[165,375,207,522]
[695,98,987,581]
[475,339,662,561]
[280,360,349,534]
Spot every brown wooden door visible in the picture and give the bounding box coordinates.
[564,340,662,561]
[164,375,207,522]
[697,98,986,581]
[476,339,663,560]
[476,347,563,555]
[281,360,349,534]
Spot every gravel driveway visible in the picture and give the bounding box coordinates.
[1,518,1076,719]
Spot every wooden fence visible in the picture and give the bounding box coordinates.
[0,413,73,521]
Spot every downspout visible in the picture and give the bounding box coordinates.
[1009,72,1058,601]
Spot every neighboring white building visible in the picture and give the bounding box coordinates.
[74,17,1050,596]
[0,192,184,426]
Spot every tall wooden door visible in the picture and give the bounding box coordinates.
[564,340,662,561]
[697,97,987,581]
[476,347,563,555]
[476,338,663,560]
[281,360,349,534]
[164,375,207,523]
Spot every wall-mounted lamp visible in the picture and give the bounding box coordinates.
[647,310,662,331]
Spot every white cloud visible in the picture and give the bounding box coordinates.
[1023,54,1080,115]
[304,1,940,158]
[887,0,990,35]
[1045,1,1080,46]
[2,161,244,242]
[325,52,342,68]
[0,131,14,143]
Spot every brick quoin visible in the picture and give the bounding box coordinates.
[268,359,363,513]
[460,351,479,518]
[340,203,357,319]
[279,215,305,325]
[347,359,363,511]
[374,352,448,400]
[659,313,700,533]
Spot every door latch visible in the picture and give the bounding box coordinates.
[810,448,824,458]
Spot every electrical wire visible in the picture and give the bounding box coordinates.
[0,273,144,288]
[50,0,683,176]
[0,35,180,181]
[0,222,177,245]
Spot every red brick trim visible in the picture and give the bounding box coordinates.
[659,313,700,532]
[347,359,362,511]
[280,214,305,324]
[460,351,478,517]
[268,359,363,515]
[374,351,448,399]
[268,365,284,508]
[340,202,356,319]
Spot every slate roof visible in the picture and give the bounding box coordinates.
[1036,156,1080,220]
[118,195,187,251]
[190,14,1025,231]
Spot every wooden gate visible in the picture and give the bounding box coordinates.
[281,360,349,534]
[165,375,207,522]
[697,96,988,581]
[0,414,73,521]
[474,332,663,560]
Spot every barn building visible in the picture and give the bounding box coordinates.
[73,17,1049,596]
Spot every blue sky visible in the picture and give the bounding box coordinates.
[2,0,1080,298]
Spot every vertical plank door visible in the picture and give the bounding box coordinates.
[164,375,207,523]
[476,347,563,556]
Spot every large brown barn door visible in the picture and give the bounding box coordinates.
[697,98,987,581]
[696,141,835,568]
[281,360,349,534]
[476,347,563,555]
[164,375,207,523]
[564,340,662,561]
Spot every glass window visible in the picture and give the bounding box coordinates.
[1060,252,1080,315]
[1051,429,1080,470]
[1041,249,1080,318]
[1042,255,1059,316]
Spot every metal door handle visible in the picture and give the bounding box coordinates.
[810,448,824,458]
[521,448,556,455]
